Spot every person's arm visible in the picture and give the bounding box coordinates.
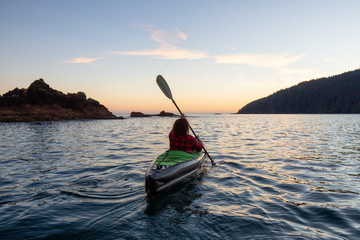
[193,137,203,152]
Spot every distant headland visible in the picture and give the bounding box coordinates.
[0,79,124,122]
[238,69,360,114]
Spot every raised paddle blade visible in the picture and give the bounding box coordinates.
[156,75,173,100]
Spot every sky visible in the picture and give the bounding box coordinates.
[1,0,359,114]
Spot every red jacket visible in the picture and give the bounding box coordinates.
[169,131,203,152]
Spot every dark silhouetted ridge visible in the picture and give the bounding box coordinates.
[238,69,360,114]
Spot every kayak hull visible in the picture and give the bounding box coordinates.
[145,150,206,197]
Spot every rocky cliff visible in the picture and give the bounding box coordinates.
[0,79,123,122]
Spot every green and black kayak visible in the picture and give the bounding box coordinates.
[145,149,206,197]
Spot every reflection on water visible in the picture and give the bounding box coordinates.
[0,115,360,239]
[145,177,207,216]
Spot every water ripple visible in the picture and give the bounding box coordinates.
[1,115,360,239]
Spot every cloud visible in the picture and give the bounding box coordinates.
[109,29,208,60]
[278,68,324,87]
[214,53,305,68]
[65,57,102,64]
[237,73,245,78]
[226,46,237,51]
[69,27,305,69]
[279,68,323,79]
[111,47,207,60]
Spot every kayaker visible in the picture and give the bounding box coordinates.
[169,114,203,152]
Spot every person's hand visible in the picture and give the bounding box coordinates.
[181,113,186,119]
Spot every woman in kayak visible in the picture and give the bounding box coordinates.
[169,115,203,152]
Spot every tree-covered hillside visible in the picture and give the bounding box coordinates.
[238,69,360,114]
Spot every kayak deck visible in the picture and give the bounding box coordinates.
[155,150,201,166]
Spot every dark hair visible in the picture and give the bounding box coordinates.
[172,118,189,137]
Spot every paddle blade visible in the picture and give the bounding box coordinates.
[156,75,173,100]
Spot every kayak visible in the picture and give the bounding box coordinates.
[145,149,206,197]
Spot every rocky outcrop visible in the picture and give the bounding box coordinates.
[130,111,177,117]
[0,79,124,122]
[130,112,151,117]
[158,111,177,117]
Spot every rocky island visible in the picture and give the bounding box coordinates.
[0,79,123,122]
[130,111,178,117]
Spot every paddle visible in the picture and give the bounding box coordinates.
[156,75,215,165]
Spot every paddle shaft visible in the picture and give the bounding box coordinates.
[171,99,215,165]
[156,75,215,165]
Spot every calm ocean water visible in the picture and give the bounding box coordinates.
[0,114,359,239]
